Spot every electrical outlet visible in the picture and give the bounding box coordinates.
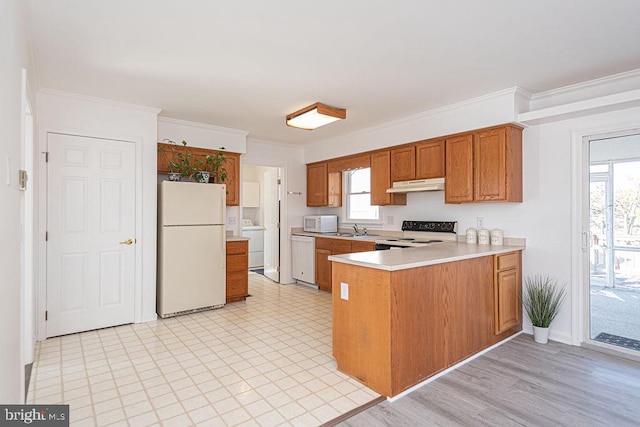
[477,217,484,228]
[228,216,237,225]
[387,215,394,225]
[340,282,349,300]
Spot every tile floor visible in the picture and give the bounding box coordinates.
[27,274,380,426]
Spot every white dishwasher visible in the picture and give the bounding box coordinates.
[291,235,316,286]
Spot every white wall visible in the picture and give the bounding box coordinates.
[0,0,38,404]
[242,138,306,284]
[37,90,161,332]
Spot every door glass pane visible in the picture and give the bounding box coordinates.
[589,136,640,351]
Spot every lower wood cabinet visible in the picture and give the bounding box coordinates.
[493,251,522,334]
[226,240,248,303]
[332,251,523,397]
[315,238,376,292]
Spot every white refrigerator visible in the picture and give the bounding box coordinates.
[157,181,226,317]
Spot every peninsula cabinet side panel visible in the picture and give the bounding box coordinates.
[390,266,447,393]
[444,256,494,366]
[390,256,493,393]
[332,263,392,397]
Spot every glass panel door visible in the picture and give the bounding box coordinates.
[588,135,640,351]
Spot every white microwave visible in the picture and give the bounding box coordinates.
[304,215,338,233]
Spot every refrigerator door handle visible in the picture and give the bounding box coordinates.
[222,234,226,270]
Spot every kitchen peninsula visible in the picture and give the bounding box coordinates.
[329,242,525,398]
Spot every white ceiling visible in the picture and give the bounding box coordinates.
[27,0,640,146]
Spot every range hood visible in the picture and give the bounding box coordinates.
[386,177,445,193]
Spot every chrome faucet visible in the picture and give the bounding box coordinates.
[353,224,359,235]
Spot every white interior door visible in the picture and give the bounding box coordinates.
[47,133,136,337]
[263,168,280,282]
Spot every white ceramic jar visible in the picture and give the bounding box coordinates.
[477,228,490,245]
[490,228,504,245]
[466,228,478,244]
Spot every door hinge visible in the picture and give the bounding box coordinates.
[276,222,280,228]
[43,152,49,162]
[277,266,280,272]
[45,231,48,241]
[277,178,281,185]
[45,311,48,321]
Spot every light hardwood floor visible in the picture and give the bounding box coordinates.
[339,334,640,426]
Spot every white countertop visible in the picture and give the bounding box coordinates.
[328,241,525,271]
[226,236,250,242]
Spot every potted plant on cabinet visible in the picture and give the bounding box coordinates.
[521,275,567,344]
[199,147,229,184]
[158,139,198,181]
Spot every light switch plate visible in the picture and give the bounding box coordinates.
[340,282,349,300]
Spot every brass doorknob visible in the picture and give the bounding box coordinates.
[119,239,133,245]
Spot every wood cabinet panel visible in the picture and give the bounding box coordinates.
[226,240,248,303]
[315,248,332,292]
[306,162,328,207]
[494,251,522,335]
[333,264,392,396]
[157,143,240,206]
[327,153,371,173]
[495,252,518,270]
[390,146,416,182]
[473,124,522,202]
[328,172,342,208]
[415,140,445,179]
[474,128,507,201]
[315,237,354,292]
[444,135,474,203]
[350,240,375,252]
[223,153,240,206]
[371,151,406,206]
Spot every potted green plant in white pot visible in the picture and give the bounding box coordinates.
[521,275,567,344]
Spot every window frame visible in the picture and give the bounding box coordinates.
[342,168,383,225]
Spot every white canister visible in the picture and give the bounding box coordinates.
[490,229,504,245]
[466,228,477,244]
[477,228,490,245]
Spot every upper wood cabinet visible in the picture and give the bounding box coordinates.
[474,125,522,202]
[306,162,342,207]
[157,143,241,206]
[415,140,445,179]
[371,151,406,206]
[444,135,474,203]
[223,153,240,206]
[306,162,328,207]
[390,146,415,182]
[445,124,522,204]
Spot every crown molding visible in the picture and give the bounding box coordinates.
[530,68,640,106]
[158,116,249,136]
[518,89,640,125]
[39,88,162,114]
[310,86,523,149]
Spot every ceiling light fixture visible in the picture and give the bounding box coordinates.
[286,102,346,130]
